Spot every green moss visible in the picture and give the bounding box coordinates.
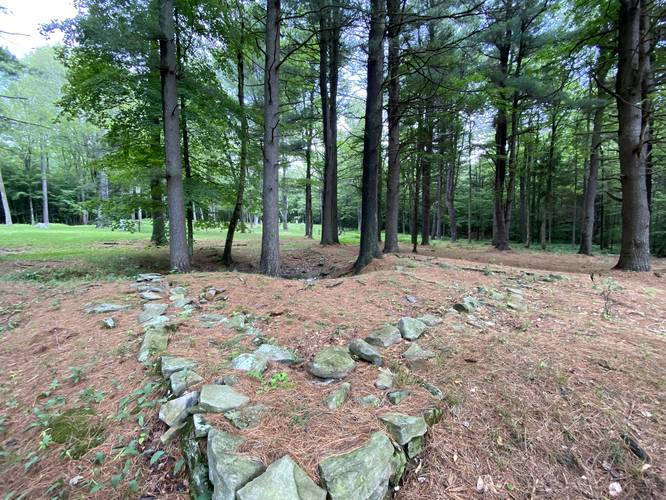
[49,407,106,459]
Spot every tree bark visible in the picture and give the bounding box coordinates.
[383,0,402,253]
[579,56,610,255]
[281,165,288,230]
[304,105,314,238]
[421,118,432,245]
[614,0,651,271]
[260,0,281,276]
[319,1,340,245]
[353,0,384,273]
[0,164,11,225]
[40,142,49,226]
[222,28,248,266]
[159,0,189,272]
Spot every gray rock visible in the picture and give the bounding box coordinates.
[453,296,478,313]
[406,435,425,458]
[172,297,194,309]
[139,303,168,324]
[86,303,129,314]
[200,314,229,327]
[208,429,264,500]
[208,428,246,453]
[420,382,444,400]
[137,329,168,363]
[349,339,383,366]
[358,395,381,407]
[379,413,427,446]
[181,422,214,498]
[199,385,249,413]
[308,347,355,379]
[416,314,442,327]
[170,286,188,296]
[140,291,163,301]
[171,369,204,397]
[224,404,268,429]
[374,369,393,390]
[193,414,211,438]
[237,455,326,500]
[226,314,246,330]
[402,343,435,360]
[256,344,299,364]
[318,432,402,500]
[161,355,197,379]
[507,301,527,312]
[397,317,428,341]
[142,315,169,330]
[136,273,162,282]
[324,383,351,410]
[159,391,199,427]
[365,325,402,348]
[101,317,116,329]
[160,421,186,444]
[506,287,524,296]
[387,390,410,405]
[231,353,268,374]
[214,374,239,386]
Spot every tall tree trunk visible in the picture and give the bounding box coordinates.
[542,111,558,250]
[412,146,421,253]
[353,0,384,273]
[305,111,314,238]
[40,142,49,226]
[614,0,651,271]
[383,0,402,253]
[159,0,189,272]
[0,164,11,225]
[579,57,610,255]
[281,165,288,230]
[319,1,340,245]
[222,29,248,266]
[421,119,431,245]
[446,147,457,242]
[467,122,472,242]
[150,126,166,246]
[24,147,35,225]
[260,0,281,276]
[181,98,193,257]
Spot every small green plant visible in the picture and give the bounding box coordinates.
[80,387,106,404]
[39,429,54,450]
[258,372,294,393]
[67,367,84,384]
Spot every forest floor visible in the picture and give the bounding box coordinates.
[0,224,665,499]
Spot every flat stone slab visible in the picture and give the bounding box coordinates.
[375,369,393,390]
[358,395,381,407]
[453,296,478,313]
[402,343,435,360]
[231,353,268,374]
[379,413,427,446]
[171,369,204,397]
[136,273,162,282]
[308,347,355,379]
[364,325,402,348]
[208,429,264,500]
[193,414,211,438]
[397,317,428,341]
[159,391,199,427]
[318,432,401,500]
[224,404,269,429]
[86,303,130,314]
[139,303,168,324]
[161,355,197,379]
[349,339,382,366]
[199,385,249,413]
[199,314,229,328]
[101,317,116,329]
[324,383,351,410]
[256,344,299,364]
[137,329,169,363]
[416,314,442,327]
[140,291,163,301]
[238,455,326,500]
